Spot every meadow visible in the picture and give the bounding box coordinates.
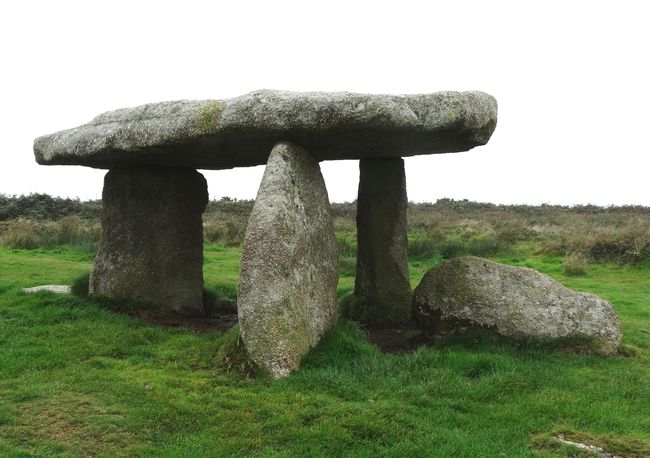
[0,195,649,456]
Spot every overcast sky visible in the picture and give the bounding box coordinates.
[2,1,648,205]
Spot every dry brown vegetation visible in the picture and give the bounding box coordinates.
[2,195,650,266]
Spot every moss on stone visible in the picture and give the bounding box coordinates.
[195,100,223,135]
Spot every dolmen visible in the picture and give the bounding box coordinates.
[34,89,498,377]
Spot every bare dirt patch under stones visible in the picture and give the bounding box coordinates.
[99,305,238,334]
[363,326,424,353]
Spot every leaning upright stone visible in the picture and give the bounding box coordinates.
[355,158,412,326]
[238,142,339,378]
[89,166,208,315]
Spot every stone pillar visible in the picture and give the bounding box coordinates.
[355,158,411,326]
[89,166,208,316]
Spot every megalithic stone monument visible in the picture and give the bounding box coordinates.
[34,90,497,372]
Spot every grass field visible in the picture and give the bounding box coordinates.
[1,244,649,456]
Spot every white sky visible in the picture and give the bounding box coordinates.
[1,0,648,205]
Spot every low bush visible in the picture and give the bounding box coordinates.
[5,194,650,267]
[203,217,247,246]
[563,254,587,276]
[408,237,439,260]
[0,218,41,249]
[0,217,99,252]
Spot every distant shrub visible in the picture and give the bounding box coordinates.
[408,237,439,260]
[336,233,357,258]
[1,219,41,249]
[335,233,357,276]
[57,215,82,244]
[205,197,254,217]
[330,201,357,219]
[339,256,357,277]
[0,217,99,252]
[55,216,100,251]
[408,228,512,260]
[466,234,504,257]
[5,193,650,268]
[203,217,247,246]
[589,231,650,265]
[0,193,101,220]
[563,254,587,276]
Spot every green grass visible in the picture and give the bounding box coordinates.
[0,244,649,456]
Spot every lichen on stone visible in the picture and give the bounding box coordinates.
[195,100,223,135]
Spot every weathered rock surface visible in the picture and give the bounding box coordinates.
[34,90,497,169]
[23,285,71,294]
[89,166,208,315]
[238,141,339,378]
[412,256,622,354]
[355,158,412,326]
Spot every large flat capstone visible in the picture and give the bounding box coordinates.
[238,141,339,378]
[34,90,497,169]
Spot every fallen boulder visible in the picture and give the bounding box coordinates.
[34,90,497,169]
[412,256,622,354]
[237,141,339,378]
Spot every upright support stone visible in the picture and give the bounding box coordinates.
[89,166,208,315]
[238,142,339,378]
[355,158,411,326]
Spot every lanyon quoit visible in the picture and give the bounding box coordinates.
[35,89,500,376]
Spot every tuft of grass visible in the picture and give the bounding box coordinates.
[408,229,512,261]
[0,218,41,249]
[408,237,439,260]
[0,217,99,252]
[335,233,357,258]
[336,232,358,277]
[214,325,264,378]
[563,253,588,276]
[203,217,247,246]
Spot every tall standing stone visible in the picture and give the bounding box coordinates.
[89,166,208,315]
[355,158,412,326]
[238,142,339,378]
